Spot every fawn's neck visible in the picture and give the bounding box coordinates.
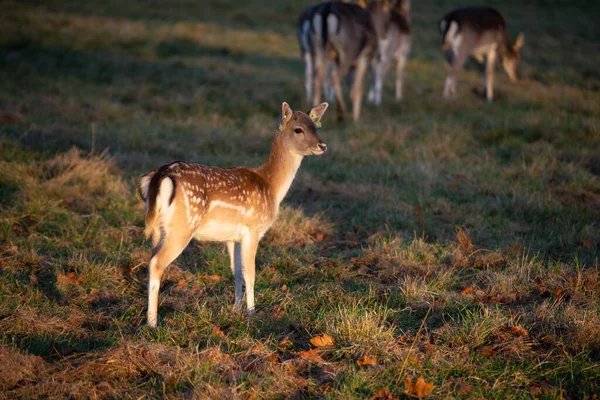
[258,132,303,207]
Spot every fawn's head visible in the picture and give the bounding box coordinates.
[503,33,525,81]
[279,102,328,156]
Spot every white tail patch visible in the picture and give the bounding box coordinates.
[301,20,311,50]
[327,13,339,35]
[157,177,175,231]
[444,21,462,55]
[139,175,151,211]
[445,21,459,40]
[312,14,323,43]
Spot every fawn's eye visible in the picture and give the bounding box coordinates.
[294,128,303,134]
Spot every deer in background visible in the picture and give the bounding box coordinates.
[298,3,334,106]
[365,0,411,105]
[300,1,377,122]
[137,102,329,327]
[439,7,524,102]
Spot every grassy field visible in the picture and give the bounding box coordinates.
[1,0,599,398]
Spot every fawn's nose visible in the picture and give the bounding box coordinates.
[318,142,327,152]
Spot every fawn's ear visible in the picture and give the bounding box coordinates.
[279,102,294,129]
[308,102,329,126]
[514,33,525,51]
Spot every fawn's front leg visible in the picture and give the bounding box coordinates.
[227,241,244,311]
[241,232,259,316]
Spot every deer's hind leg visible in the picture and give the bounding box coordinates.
[484,47,498,102]
[350,53,371,122]
[147,228,193,327]
[146,185,197,328]
[395,45,410,101]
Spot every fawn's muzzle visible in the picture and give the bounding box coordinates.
[318,142,327,152]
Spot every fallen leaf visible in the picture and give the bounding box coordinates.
[405,376,434,398]
[297,348,325,363]
[481,292,517,304]
[356,355,377,366]
[510,325,529,337]
[423,343,435,353]
[271,306,284,319]
[459,287,475,295]
[310,333,335,348]
[201,275,222,282]
[212,325,225,337]
[478,346,495,357]
[57,272,85,285]
[315,232,325,241]
[266,353,281,363]
[29,274,38,285]
[370,388,398,400]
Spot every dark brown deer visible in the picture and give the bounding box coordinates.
[138,102,329,327]
[300,1,377,121]
[439,7,524,102]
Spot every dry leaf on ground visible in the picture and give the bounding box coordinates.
[57,272,85,285]
[478,345,495,357]
[459,287,475,295]
[212,326,225,337]
[310,333,335,348]
[405,376,434,398]
[356,355,377,366]
[510,325,529,337]
[297,348,325,363]
[370,388,398,400]
[200,275,222,282]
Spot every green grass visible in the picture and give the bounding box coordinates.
[1,0,599,397]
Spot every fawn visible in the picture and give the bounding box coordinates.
[137,102,329,327]
[439,7,524,102]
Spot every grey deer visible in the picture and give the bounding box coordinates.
[439,7,524,102]
[365,0,411,105]
[298,1,377,122]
